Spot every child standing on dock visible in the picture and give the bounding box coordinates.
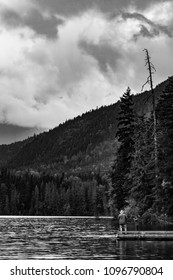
[118,210,127,233]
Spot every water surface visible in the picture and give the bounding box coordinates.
[0,216,173,259]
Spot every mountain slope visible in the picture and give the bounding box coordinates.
[0,78,169,173]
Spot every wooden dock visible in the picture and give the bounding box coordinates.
[115,231,173,240]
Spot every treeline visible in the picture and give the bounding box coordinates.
[110,77,173,223]
[0,168,110,216]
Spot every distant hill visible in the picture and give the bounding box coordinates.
[0,136,35,166]
[0,78,169,174]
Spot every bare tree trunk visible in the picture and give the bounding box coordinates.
[143,49,158,181]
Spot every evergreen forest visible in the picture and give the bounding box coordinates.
[0,76,173,224]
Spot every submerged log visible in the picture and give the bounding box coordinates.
[116,231,173,240]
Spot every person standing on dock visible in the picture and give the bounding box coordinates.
[133,216,139,231]
[118,210,127,233]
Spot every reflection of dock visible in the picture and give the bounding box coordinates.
[116,231,173,240]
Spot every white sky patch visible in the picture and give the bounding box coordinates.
[143,1,173,26]
[107,16,143,48]
[71,68,116,107]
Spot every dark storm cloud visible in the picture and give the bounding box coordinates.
[4,0,165,41]
[79,40,121,74]
[1,7,64,38]
[34,0,164,16]
[99,0,166,11]
[137,25,159,39]
[121,12,173,38]
[34,0,95,16]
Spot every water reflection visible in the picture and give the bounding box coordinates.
[0,217,173,259]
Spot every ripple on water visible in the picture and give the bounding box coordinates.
[0,217,173,259]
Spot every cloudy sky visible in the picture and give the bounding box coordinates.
[0,0,173,144]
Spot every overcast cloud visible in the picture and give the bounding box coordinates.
[0,0,173,141]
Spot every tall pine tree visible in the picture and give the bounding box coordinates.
[110,87,135,211]
[128,116,156,216]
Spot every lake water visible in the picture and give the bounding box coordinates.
[0,216,173,260]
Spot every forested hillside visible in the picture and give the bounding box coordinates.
[0,77,172,221]
[0,137,34,166]
[0,79,168,173]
